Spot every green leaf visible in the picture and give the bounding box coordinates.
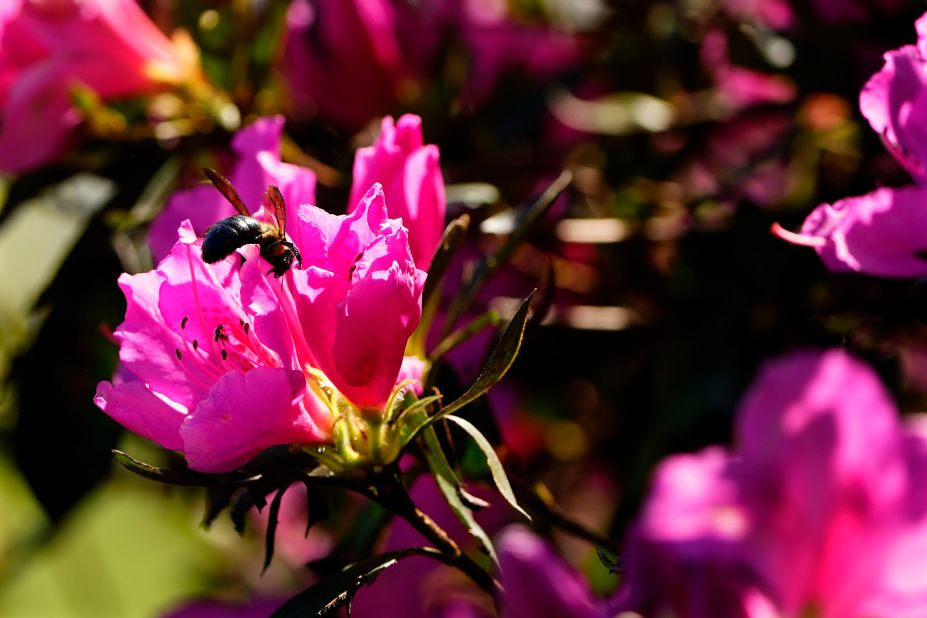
[445,415,530,521]
[423,214,471,309]
[262,485,288,574]
[428,309,502,364]
[271,548,439,617]
[302,480,329,538]
[390,393,442,429]
[596,547,621,575]
[112,450,259,487]
[442,171,571,333]
[437,291,534,420]
[202,485,238,528]
[410,214,471,356]
[420,426,497,564]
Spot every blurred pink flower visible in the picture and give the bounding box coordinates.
[449,0,586,108]
[682,112,793,207]
[613,350,927,618]
[721,0,793,29]
[777,12,927,277]
[496,526,602,618]
[701,29,796,113]
[279,0,586,129]
[350,114,445,268]
[0,0,197,173]
[149,116,317,262]
[351,479,602,618]
[280,0,418,131]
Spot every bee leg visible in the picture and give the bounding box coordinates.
[287,241,302,267]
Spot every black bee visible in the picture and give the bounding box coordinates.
[201,167,302,277]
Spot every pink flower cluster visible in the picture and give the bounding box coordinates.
[280,0,585,131]
[613,350,927,617]
[96,114,445,472]
[777,12,927,277]
[0,0,197,174]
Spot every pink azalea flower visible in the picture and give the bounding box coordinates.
[280,0,418,131]
[777,12,927,277]
[613,350,927,618]
[350,115,445,268]
[98,183,426,471]
[774,186,927,277]
[95,223,332,473]
[288,184,426,409]
[0,0,198,173]
[496,526,602,618]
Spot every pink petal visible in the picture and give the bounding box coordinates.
[0,60,77,173]
[860,46,927,179]
[496,526,600,618]
[148,185,231,263]
[180,367,327,473]
[350,115,446,267]
[795,185,927,278]
[94,377,186,451]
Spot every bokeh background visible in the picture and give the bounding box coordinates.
[3,0,927,615]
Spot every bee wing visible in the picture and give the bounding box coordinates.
[264,185,288,234]
[203,167,250,216]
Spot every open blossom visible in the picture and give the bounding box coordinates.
[0,0,199,174]
[95,222,332,473]
[97,178,426,471]
[776,12,927,277]
[101,115,439,470]
[350,115,445,268]
[613,350,927,618]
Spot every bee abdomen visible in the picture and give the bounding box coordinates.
[202,215,263,263]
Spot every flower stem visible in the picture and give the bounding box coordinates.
[373,471,502,598]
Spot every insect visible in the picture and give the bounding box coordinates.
[201,167,302,277]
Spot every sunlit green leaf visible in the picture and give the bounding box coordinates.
[445,415,530,521]
[420,426,497,564]
[436,291,534,420]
